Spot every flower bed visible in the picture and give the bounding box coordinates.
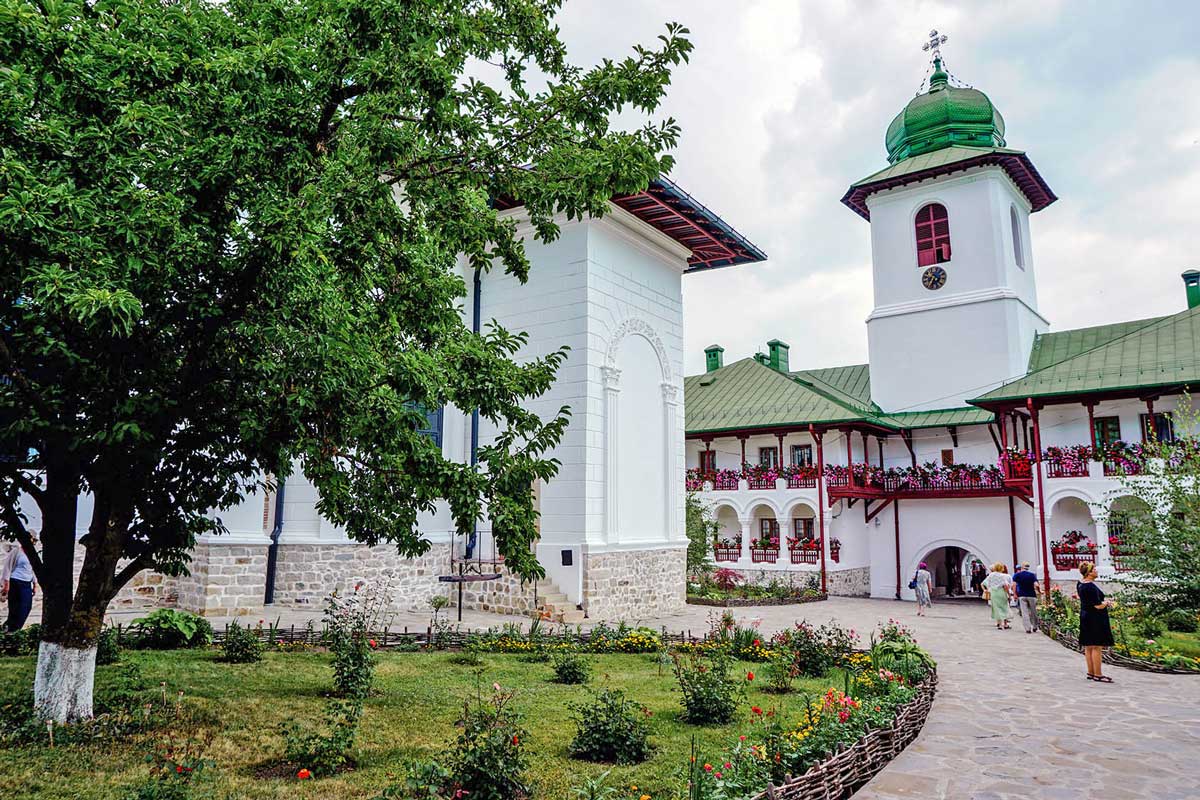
[745,672,937,800]
[687,592,827,608]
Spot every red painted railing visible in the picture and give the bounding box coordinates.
[750,547,779,564]
[789,548,819,565]
[713,473,740,490]
[746,476,775,490]
[714,546,741,562]
[1046,461,1089,479]
[1051,550,1096,572]
[787,473,818,489]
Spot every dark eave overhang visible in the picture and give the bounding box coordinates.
[495,176,766,273]
[969,382,1194,412]
[840,151,1057,221]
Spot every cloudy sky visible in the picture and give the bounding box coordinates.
[553,0,1200,376]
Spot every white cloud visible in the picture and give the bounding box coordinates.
[553,1,1200,374]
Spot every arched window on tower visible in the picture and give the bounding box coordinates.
[915,203,951,267]
[1010,205,1025,269]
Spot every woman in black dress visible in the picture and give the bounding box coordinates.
[1077,562,1115,682]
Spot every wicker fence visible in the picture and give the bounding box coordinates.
[751,671,938,800]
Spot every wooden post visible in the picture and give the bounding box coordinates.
[1028,398,1052,597]
[777,432,785,468]
[810,424,828,596]
[1086,403,1097,452]
[740,436,748,468]
[845,429,854,487]
[893,499,901,600]
[1008,496,1019,566]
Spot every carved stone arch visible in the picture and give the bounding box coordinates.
[782,497,819,519]
[1044,487,1100,513]
[605,317,672,384]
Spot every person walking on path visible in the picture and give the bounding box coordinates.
[1,538,37,633]
[1012,562,1040,633]
[982,562,1013,629]
[969,561,987,596]
[1077,561,1116,682]
[912,561,934,616]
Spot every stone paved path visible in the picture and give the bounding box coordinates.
[113,596,1200,799]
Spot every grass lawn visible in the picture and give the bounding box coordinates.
[1150,630,1200,659]
[0,649,847,799]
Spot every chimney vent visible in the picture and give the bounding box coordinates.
[704,344,724,373]
[767,339,790,373]
[1183,270,1200,310]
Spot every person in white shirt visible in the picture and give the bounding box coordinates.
[1,537,38,632]
[981,562,1013,630]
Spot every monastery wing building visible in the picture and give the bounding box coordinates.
[684,54,1200,601]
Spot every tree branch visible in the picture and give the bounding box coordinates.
[111,550,155,596]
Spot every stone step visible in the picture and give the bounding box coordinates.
[558,609,586,624]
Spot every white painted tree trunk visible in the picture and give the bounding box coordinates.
[34,641,97,724]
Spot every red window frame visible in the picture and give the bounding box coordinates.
[699,450,716,472]
[759,518,780,539]
[916,203,952,267]
[792,518,814,540]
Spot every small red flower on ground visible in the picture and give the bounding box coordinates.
[512,735,519,746]
[746,671,754,681]
[703,763,713,772]
[751,706,763,715]
[369,639,377,648]
[297,768,312,780]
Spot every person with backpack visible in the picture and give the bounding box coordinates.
[910,561,933,616]
[1011,562,1040,633]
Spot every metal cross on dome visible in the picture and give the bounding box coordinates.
[922,29,948,60]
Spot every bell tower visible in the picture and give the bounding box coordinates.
[841,32,1057,412]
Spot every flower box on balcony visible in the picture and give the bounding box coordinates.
[789,548,819,565]
[712,472,740,491]
[787,473,817,489]
[751,548,779,563]
[1046,461,1089,479]
[746,476,775,490]
[1051,549,1095,572]
[713,546,741,563]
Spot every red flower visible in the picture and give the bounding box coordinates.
[752,639,760,647]
[369,639,377,648]
[297,768,312,780]
[175,766,184,774]
[746,671,754,681]
[511,735,519,746]
[703,763,713,772]
[751,706,763,715]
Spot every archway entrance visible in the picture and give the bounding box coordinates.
[919,545,977,598]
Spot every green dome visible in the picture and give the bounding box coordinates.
[885,59,1006,164]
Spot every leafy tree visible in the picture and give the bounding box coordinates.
[684,491,716,577]
[0,0,690,721]
[1102,398,1200,614]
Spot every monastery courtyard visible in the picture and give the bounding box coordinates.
[109,597,1198,800]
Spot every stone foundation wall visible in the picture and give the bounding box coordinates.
[452,568,539,617]
[826,566,871,597]
[583,546,686,621]
[175,543,269,617]
[270,542,453,613]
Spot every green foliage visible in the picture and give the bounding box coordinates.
[281,699,363,778]
[446,684,530,800]
[219,621,262,665]
[325,584,390,700]
[684,492,717,576]
[868,640,936,685]
[551,651,592,685]
[763,648,800,694]
[672,650,744,725]
[124,733,215,800]
[0,624,39,657]
[768,621,857,677]
[132,611,212,650]
[96,627,121,666]
[1102,398,1200,614]
[0,0,691,686]
[569,769,621,800]
[1165,609,1199,633]
[568,688,651,765]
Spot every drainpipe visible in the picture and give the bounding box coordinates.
[465,266,482,559]
[263,477,286,604]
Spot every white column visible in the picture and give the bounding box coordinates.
[602,366,622,545]
[739,517,753,562]
[662,382,680,542]
[1094,520,1115,577]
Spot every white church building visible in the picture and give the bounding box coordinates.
[18,46,1197,621]
[685,53,1199,601]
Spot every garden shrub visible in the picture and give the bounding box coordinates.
[448,645,486,667]
[769,621,855,677]
[96,627,121,665]
[672,650,743,724]
[446,684,529,800]
[124,734,214,800]
[281,699,362,778]
[868,639,936,684]
[219,620,263,664]
[568,688,651,764]
[763,648,799,694]
[131,610,212,650]
[1165,608,1199,633]
[0,624,39,657]
[551,651,592,684]
[324,582,391,699]
[1126,605,1166,640]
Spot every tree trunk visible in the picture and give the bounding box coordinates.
[34,641,97,724]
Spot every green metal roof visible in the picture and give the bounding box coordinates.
[885,60,1006,164]
[684,358,872,434]
[850,145,1026,189]
[878,407,994,429]
[971,307,1200,406]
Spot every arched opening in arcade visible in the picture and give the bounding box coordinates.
[916,545,982,599]
[787,502,819,565]
[1048,495,1097,573]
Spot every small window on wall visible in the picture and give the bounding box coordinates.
[793,518,814,540]
[791,444,813,466]
[759,518,779,539]
[759,447,779,468]
[915,203,951,266]
[409,403,444,448]
[1010,206,1025,269]
[699,450,717,472]
[940,448,955,466]
[1140,413,1175,443]
[1093,416,1121,448]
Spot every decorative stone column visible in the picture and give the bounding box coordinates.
[602,366,621,545]
[662,382,679,539]
[1094,520,1115,577]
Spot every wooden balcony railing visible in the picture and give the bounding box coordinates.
[1051,550,1096,572]
[750,547,779,563]
[1046,461,1089,479]
[789,548,820,565]
[713,545,741,562]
